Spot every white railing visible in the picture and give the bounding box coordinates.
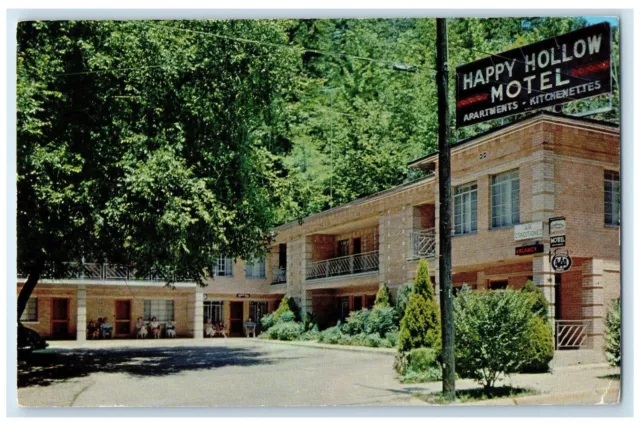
[17,262,194,282]
[306,250,379,280]
[555,320,589,350]
[409,228,436,259]
[271,267,287,284]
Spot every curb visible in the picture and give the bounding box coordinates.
[252,338,397,356]
[460,385,620,406]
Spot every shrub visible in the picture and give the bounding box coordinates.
[266,321,303,341]
[318,323,343,344]
[303,312,317,331]
[521,280,549,319]
[341,309,370,335]
[605,298,621,367]
[393,351,409,375]
[395,283,413,323]
[273,296,300,323]
[454,288,535,389]
[279,311,295,323]
[399,347,442,383]
[364,332,383,348]
[260,313,275,331]
[385,331,399,347]
[299,325,320,341]
[519,316,554,373]
[397,259,441,354]
[375,284,391,308]
[367,306,398,336]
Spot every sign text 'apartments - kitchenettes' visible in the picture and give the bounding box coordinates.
[455,23,612,127]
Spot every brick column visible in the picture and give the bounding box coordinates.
[582,258,605,349]
[191,285,204,339]
[532,255,556,319]
[76,284,87,342]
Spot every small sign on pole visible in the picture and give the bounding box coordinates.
[515,243,545,256]
[549,216,567,248]
[551,250,573,272]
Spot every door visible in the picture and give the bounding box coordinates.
[115,300,132,336]
[337,239,349,257]
[279,244,287,269]
[50,298,70,338]
[230,301,244,335]
[352,295,363,311]
[353,238,362,255]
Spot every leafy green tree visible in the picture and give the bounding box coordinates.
[374,284,391,308]
[397,259,441,354]
[521,280,549,319]
[16,20,304,318]
[520,315,555,373]
[454,288,535,389]
[605,298,621,367]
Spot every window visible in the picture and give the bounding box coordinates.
[245,258,266,279]
[453,182,478,235]
[491,169,520,228]
[337,239,349,257]
[215,257,234,277]
[604,170,620,226]
[249,301,269,323]
[144,300,174,321]
[20,297,37,322]
[489,281,508,290]
[203,301,224,323]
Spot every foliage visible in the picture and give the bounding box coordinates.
[374,284,391,308]
[397,259,441,354]
[264,321,303,341]
[454,287,536,389]
[341,309,371,335]
[260,313,275,331]
[605,298,621,367]
[279,311,296,323]
[398,347,442,383]
[273,296,300,323]
[299,324,320,341]
[317,323,343,344]
[519,316,554,373]
[394,283,413,322]
[521,280,549,319]
[385,331,399,347]
[367,306,398,336]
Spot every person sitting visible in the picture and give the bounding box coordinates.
[204,318,215,338]
[165,319,176,338]
[100,317,113,339]
[135,317,148,338]
[149,316,161,339]
[214,322,228,338]
[87,320,98,340]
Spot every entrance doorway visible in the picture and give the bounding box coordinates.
[50,298,70,338]
[229,301,244,335]
[115,300,132,336]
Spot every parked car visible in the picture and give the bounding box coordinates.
[18,322,48,355]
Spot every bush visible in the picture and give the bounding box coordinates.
[279,311,296,323]
[399,347,442,383]
[260,313,275,331]
[273,296,300,323]
[375,284,391,308]
[266,321,303,341]
[385,331,399,347]
[318,323,343,344]
[341,309,370,335]
[521,280,549,319]
[605,298,621,367]
[364,332,383,348]
[397,259,441,354]
[519,316,554,373]
[299,325,320,341]
[367,306,398,336]
[454,288,535,389]
[395,283,413,323]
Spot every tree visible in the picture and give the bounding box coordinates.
[374,283,391,308]
[397,259,441,354]
[17,20,304,319]
[605,298,621,367]
[521,280,549,319]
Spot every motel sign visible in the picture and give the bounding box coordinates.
[455,22,612,127]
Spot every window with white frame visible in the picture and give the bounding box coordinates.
[604,170,620,226]
[491,169,520,228]
[215,257,234,277]
[203,301,224,323]
[453,182,478,235]
[245,258,266,279]
[143,300,174,321]
[20,297,38,322]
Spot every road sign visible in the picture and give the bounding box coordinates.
[456,23,611,127]
[551,252,573,272]
[549,216,567,247]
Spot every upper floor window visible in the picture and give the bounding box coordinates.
[491,169,520,228]
[20,297,38,322]
[604,170,620,226]
[246,258,266,279]
[453,182,478,235]
[215,257,234,277]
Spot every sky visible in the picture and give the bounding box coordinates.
[583,16,619,27]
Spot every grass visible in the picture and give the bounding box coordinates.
[418,386,536,405]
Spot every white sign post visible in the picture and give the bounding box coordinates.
[514,221,544,241]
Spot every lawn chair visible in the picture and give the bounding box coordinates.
[244,321,256,338]
[213,322,228,338]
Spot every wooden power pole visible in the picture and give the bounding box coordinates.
[436,17,455,400]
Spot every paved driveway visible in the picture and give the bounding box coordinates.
[17,339,619,407]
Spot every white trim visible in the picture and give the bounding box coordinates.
[18,279,197,288]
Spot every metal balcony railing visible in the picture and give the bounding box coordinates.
[271,267,287,284]
[409,228,436,259]
[555,319,589,350]
[17,262,194,283]
[306,250,379,281]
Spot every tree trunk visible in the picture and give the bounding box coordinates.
[17,255,45,321]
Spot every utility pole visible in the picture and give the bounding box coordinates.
[436,17,455,400]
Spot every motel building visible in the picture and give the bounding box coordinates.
[17,111,620,355]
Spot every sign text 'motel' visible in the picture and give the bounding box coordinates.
[456,23,611,127]
[549,216,567,248]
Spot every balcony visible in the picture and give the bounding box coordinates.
[409,228,436,259]
[271,267,287,285]
[306,250,379,281]
[17,262,195,282]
